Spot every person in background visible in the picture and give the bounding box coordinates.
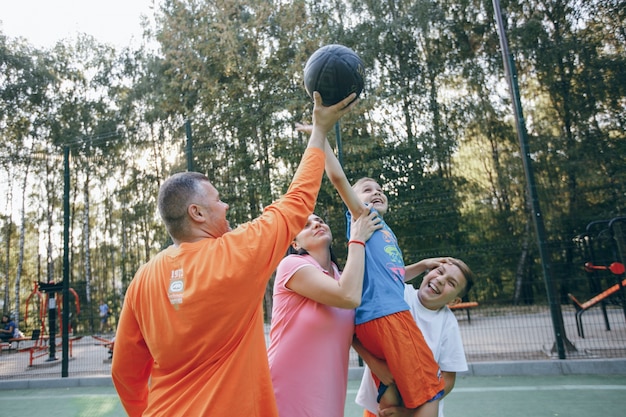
[268,210,382,416]
[355,257,474,417]
[111,92,358,417]
[99,300,110,333]
[0,314,17,342]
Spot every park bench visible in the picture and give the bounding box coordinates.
[0,329,40,353]
[449,301,479,323]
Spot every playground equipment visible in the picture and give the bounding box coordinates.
[19,281,82,366]
[571,217,626,338]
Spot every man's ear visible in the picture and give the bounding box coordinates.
[447,297,462,307]
[188,204,204,222]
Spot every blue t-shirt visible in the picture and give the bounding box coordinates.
[347,209,409,325]
[2,319,16,338]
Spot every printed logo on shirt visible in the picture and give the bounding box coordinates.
[387,264,406,282]
[168,268,184,308]
[380,229,395,243]
[384,245,403,264]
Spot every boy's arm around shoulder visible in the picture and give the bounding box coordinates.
[404,257,451,282]
[442,371,457,397]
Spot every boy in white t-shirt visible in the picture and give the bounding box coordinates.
[354,257,474,417]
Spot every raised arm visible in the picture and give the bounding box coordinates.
[324,140,369,217]
[295,122,368,218]
[307,92,358,152]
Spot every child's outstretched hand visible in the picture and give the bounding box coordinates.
[295,122,313,135]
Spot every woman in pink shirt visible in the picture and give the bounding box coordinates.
[268,211,381,416]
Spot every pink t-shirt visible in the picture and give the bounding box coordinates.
[268,254,355,417]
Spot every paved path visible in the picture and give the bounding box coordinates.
[346,375,626,417]
[1,374,625,417]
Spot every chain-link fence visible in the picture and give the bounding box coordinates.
[2,302,625,381]
[2,179,626,382]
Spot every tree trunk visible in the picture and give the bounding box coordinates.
[46,153,56,287]
[83,169,93,332]
[2,183,13,315]
[15,158,32,325]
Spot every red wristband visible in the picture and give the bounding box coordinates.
[348,240,366,247]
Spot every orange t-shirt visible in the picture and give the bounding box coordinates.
[112,148,324,416]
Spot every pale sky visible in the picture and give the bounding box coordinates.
[1,0,157,49]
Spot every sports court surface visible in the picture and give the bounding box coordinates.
[0,373,625,416]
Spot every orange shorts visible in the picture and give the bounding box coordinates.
[355,311,444,409]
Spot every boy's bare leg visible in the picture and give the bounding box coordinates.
[378,383,402,410]
[410,400,439,417]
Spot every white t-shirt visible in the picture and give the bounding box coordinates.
[355,285,468,417]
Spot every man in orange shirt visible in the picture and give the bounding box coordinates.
[111,91,357,417]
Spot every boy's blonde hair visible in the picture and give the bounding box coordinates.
[352,177,379,192]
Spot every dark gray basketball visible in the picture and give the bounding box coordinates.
[303,44,365,106]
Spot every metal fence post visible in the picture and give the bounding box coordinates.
[492,0,575,358]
